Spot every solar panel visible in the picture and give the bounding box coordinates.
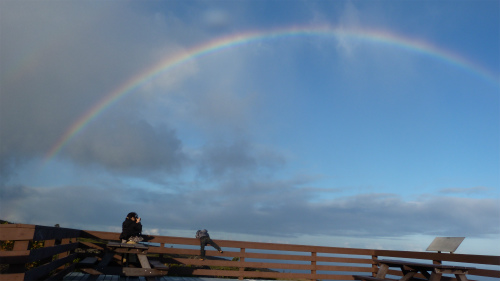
[426,237,465,253]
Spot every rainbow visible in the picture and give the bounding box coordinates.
[44,26,499,162]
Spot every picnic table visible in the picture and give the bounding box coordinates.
[79,242,168,279]
[354,259,475,281]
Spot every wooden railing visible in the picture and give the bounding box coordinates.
[1,223,499,281]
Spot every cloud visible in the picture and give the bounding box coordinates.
[439,186,490,195]
[202,8,231,30]
[64,111,186,174]
[0,1,197,176]
[2,181,497,240]
[196,140,285,179]
[336,1,362,55]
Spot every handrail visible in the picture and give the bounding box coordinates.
[1,223,499,281]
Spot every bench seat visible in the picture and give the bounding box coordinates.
[149,260,169,271]
[352,275,397,281]
[77,257,98,268]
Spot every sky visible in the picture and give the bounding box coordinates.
[1,0,499,255]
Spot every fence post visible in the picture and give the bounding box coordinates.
[160,243,165,260]
[311,251,317,281]
[371,255,378,277]
[238,247,245,280]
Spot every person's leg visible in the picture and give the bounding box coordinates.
[200,237,208,259]
[208,238,222,253]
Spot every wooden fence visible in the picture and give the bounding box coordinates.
[1,223,499,281]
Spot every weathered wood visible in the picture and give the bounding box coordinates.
[137,254,151,269]
[470,268,500,278]
[375,259,476,271]
[2,223,499,281]
[84,266,169,277]
[0,250,30,263]
[376,263,390,278]
[353,274,397,281]
[374,250,500,266]
[76,257,98,267]
[12,240,29,251]
[149,260,169,271]
[28,242,80,262]
[45,263,76,280]
[96,252,115,268]
[33,225,80,241]
[0,273,24,281]
[23,253,77,281]
[0,224,35,240]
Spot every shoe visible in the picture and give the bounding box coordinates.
[200,258,205,261]
[219,250,223,253]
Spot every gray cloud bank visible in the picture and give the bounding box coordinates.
[1,183,498,240]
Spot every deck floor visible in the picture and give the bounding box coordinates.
[64,273,272,281]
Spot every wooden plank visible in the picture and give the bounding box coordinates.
[149,260,169,271]
[0,225,35,240]
[137,254,151,269]
[77,257,99,267]
[122,267,169,276]
[23,253,78,281]
[96,252,115,268]
[107,242,148,249]
[470,268,500,278]
[376,259,476,270]
[110,247,148,254]
[45,263,76,280]
[33,225,81,241]
[376,263,390,278]
[12,240,29,251]
[80,230,120,241]
[79,267,105,276]
[0,250,30,263]
[0,273,24,281]
[374,250,500,266]
[28,242,80,262]
[88,267,169,277]
[352,275,396,281]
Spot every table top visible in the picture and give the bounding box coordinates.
[375,259,476,270]
[107,242,149,249]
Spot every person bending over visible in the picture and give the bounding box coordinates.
[196,229,223,260]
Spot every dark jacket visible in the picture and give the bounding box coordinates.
[196,229,209,239]
[119,218,142,240]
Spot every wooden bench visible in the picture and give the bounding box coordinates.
[149,260,169,271]
[353,275,398,281]
[353,275,455,281]
[79,242,168,278]
[76,257,98,268]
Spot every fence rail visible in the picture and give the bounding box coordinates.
[1,224,499,281]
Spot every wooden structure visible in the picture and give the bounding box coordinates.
[1,223,499,281]
[354,259,476,281]
[78,242,168,278]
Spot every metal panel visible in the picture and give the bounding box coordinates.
[426,237,465,253]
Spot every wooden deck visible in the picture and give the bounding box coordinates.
[64,273,273,281]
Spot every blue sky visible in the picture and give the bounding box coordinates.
[1,1,499,255]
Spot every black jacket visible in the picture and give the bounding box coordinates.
[119,218,142,240]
